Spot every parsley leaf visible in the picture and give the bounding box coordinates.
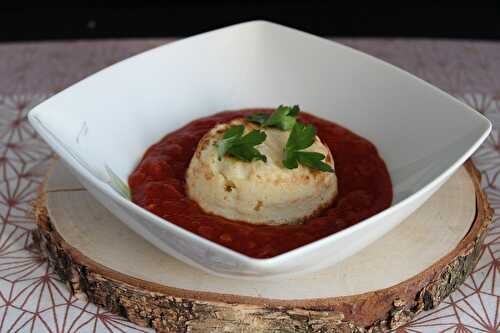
[245,112,269,125]
[285,121,316,150]
[296,151,334,172]
[246,105,300,131]
[283,122,334,172]
[216,125,267,162]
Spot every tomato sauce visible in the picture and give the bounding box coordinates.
[129,110,393,258]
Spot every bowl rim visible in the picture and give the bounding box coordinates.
[27,20,492,267]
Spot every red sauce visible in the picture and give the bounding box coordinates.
[129,110,393,258]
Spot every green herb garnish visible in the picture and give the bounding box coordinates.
[105,165,131,200]
[246,105,300,131]
[219,104,332,172]
[283,122,334,172]
[216,125,267,162]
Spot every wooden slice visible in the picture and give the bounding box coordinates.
[32,160,492,333]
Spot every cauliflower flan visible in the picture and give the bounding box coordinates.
[186,118,337,225]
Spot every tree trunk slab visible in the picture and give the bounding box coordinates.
[32,160,492,332]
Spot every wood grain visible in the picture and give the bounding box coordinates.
[32,160,492,332]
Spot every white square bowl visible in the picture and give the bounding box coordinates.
[28,21,491,279]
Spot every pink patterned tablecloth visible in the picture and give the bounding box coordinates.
[0,38,498,332]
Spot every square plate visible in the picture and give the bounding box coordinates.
[28,21,491,279]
